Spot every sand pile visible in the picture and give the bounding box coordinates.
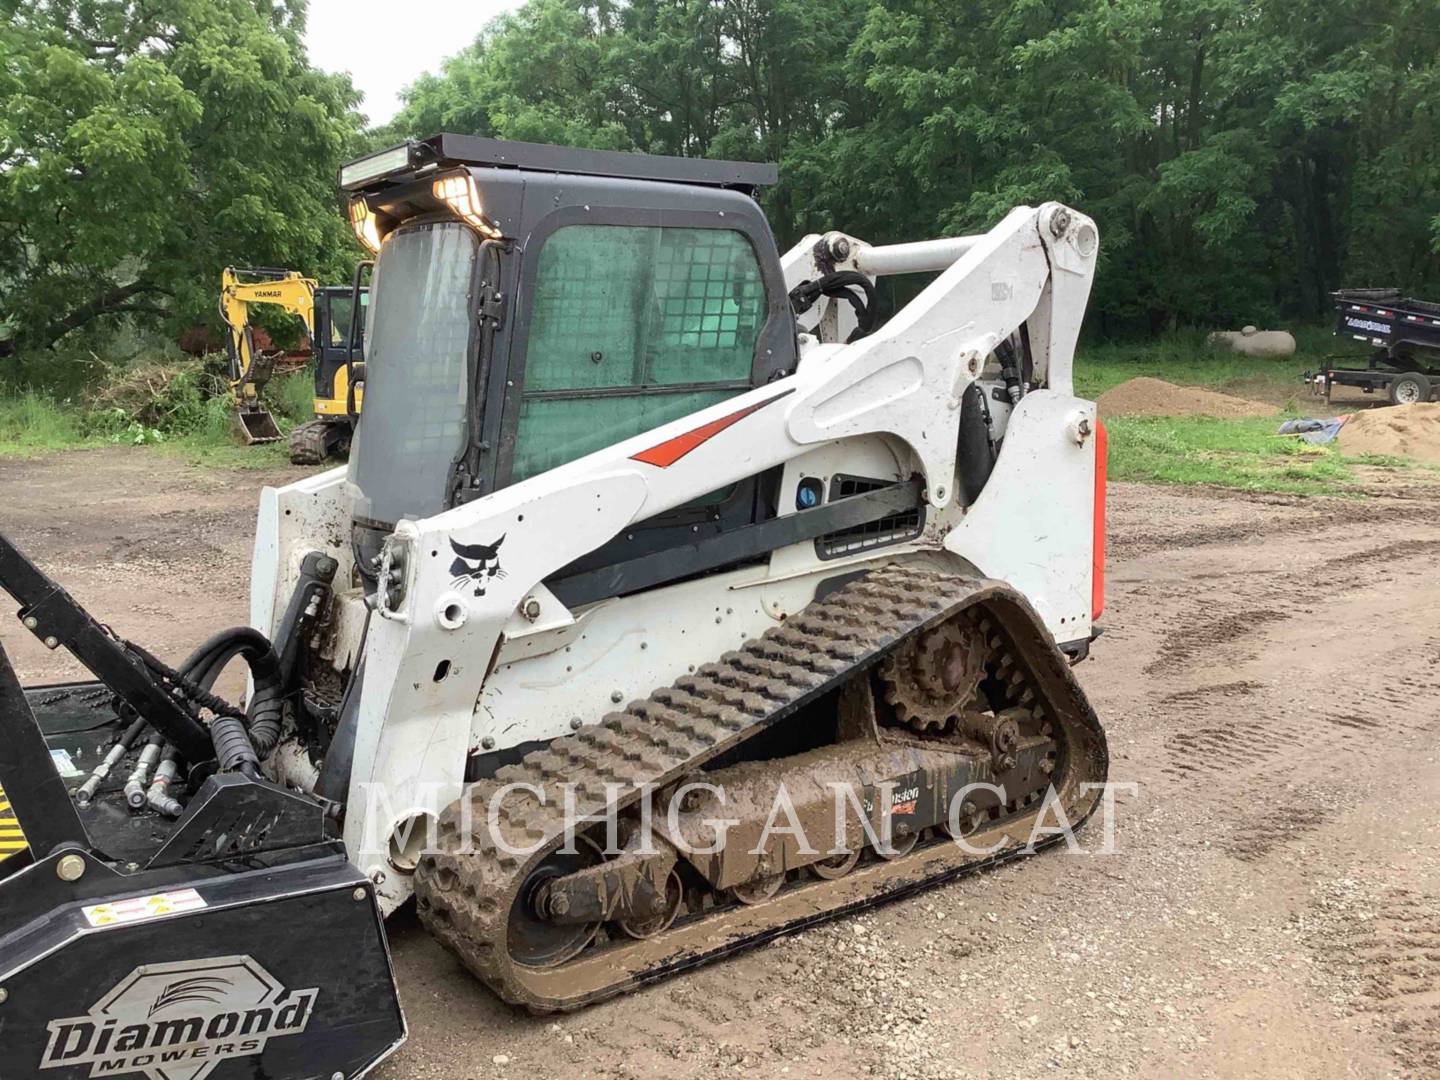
[1097,377,1279,419]
[1338,403,1440,463]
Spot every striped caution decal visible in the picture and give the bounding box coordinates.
[0,781,26,857]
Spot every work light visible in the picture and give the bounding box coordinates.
[349,198,383,254]
[432,173,502,239]
[339,142,415,191]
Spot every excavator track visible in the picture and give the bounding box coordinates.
[416,565,1108,1011]
[287,418,349,466]
[287,421,328,465]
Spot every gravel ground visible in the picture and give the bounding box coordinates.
[3,447,1438,1079]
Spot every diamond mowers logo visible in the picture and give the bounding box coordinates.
[40,955,318,1080]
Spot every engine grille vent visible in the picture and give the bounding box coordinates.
[815,474,924,560]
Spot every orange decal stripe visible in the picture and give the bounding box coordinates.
[630,389,794,469]
[1092,419,1107,622]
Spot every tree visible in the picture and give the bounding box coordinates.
[386,0,1440,332]
[0,0,364,357]
[12,0,1435,349]
[386,1,631,150]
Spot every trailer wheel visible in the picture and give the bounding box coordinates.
[1388,373,1430,405]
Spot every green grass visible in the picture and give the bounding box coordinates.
[0,364,314,468]
[158,393,289,469]
[1074,325,1410,495]
[1105,415,1358,494]
[154,371,316,469]
[271,370,317,424]
[1074,324,1352,406]
[0,392,99,455]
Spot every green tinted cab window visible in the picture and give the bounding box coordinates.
[327,292,368,347]
[512,225,765,481]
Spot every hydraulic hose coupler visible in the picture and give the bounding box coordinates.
[76,742,128,807]
[146,756,183,817]
[124,741,163,809]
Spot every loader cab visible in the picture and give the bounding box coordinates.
[339,136,795,598]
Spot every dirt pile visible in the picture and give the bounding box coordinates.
[1098,376,1279,419]
[1338,402,1440,463]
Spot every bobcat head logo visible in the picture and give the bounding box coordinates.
[449,535,506,596]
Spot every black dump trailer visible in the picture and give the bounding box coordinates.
[1313,288,1440,405]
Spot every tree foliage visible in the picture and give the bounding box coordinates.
[388,0,1440,332]
[0,0,363,356]
[4,0,1437,354]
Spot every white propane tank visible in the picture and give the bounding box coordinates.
[1207,325,1297,357]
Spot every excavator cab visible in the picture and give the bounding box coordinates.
[313,285,366,412]
[286,285,368,464]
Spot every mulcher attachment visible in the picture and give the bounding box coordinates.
[0,529,405,1079]
[416,565,1108,1012]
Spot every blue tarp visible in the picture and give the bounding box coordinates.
[1277,417,1348,445]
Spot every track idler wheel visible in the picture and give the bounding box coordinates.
[509,836,604,967]
[810,849,861,880]
[731,872,785,905]
[616,870,683,940]
[876,823,920,860]
[939,799,988,841]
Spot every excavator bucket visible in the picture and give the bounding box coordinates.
[234,406,282,444]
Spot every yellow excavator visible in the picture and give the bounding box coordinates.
[220,266,367,464]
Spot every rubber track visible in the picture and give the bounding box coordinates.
[415,565,1104,1010]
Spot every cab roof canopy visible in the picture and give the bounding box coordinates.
[339,134,778,196]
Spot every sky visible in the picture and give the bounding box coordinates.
[304,0,521,125]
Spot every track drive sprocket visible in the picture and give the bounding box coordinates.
[877,620,986,733]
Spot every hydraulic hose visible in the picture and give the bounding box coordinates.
[996,338,1024,404]
[209,715,261,778]
[177,627,284,754]
[788,271,880,343]
[136,626,284,772]
[146,744,184,816]
[124,732,165,809]
[179,628,272,691]
[68,625,287,813]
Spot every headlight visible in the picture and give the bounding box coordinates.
[432,173,502,239]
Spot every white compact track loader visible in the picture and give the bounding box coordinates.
[0,134,1108,1073]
